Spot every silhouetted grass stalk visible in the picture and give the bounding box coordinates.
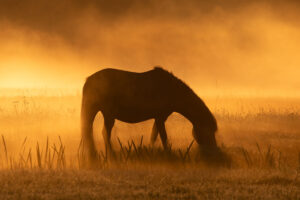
[0,135,296,170]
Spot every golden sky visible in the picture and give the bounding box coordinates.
[0,0,300,96]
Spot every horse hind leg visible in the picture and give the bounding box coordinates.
[150,121,158,146]
[102,115,115,157]
[81,101,98,164]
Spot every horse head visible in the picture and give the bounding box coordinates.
[192,124,217,148]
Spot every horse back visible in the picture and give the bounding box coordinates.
[84,68,178,114]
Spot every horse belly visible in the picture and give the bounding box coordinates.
[113,106,159,123]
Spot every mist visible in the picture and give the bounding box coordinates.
[0,0,300,96]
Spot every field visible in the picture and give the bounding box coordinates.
[0,89,300,199]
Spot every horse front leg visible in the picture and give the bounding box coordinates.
[156,120,169,150]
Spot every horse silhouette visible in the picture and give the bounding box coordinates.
[81,67,218,162]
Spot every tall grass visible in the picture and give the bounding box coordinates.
[0,134,297,170]
[0,136,67,170]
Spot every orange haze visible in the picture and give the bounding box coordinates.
[0,0,300,97]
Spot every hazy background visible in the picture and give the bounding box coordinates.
[1,0,300,96]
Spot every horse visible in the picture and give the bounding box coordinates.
[81,66,218,163]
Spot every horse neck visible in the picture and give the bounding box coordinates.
[175,91,216,129]
[175,92,203,126]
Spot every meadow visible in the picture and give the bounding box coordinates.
[0,89,299,199]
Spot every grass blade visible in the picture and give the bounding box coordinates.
[2,135,8,166]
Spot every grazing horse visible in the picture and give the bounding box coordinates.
[81,67,218,162]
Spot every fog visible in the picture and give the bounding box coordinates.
[0,0,300,96]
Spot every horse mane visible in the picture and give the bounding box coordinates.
[153,66,197,96]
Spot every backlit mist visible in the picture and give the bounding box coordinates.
[0,0,300,96]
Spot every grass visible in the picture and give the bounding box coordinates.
[0,134,298,172]
[0,168,299,199]
[0,90,300,199]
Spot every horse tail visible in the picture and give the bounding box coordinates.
[80,81,98,164]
